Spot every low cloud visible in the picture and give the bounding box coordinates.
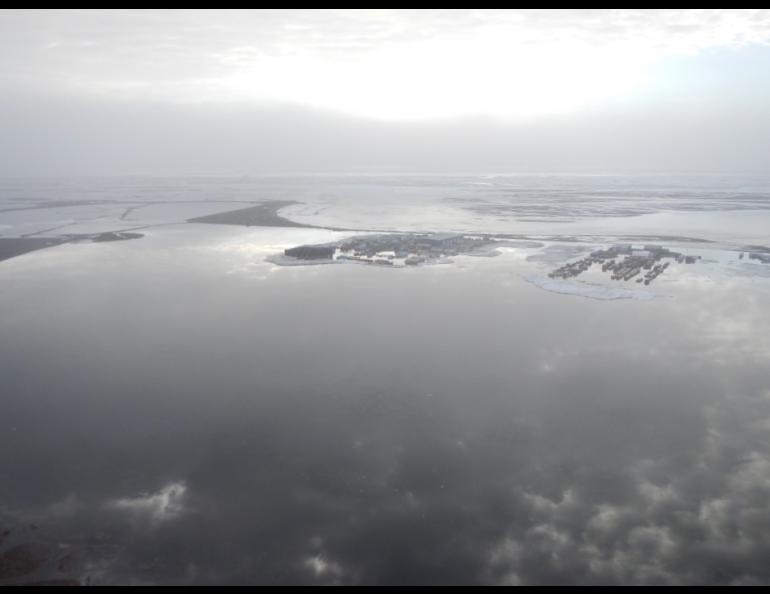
[107,481,188,523]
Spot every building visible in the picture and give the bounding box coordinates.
[284,245,336,260]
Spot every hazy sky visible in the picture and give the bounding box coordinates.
[2,9,770,175]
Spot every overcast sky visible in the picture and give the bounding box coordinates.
[2,9,770,175]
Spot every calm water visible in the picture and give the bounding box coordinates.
[2,178,770,584]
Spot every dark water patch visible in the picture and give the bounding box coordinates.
[0,238,67,262]
[0,233,144,263]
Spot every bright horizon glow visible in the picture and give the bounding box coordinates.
[4,9,770,121]
[212,35,653,121]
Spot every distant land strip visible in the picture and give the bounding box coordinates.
[187,200,318,229]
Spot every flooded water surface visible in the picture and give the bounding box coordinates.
[1,177,770,584]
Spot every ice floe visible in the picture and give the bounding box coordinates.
[524,275,657,300]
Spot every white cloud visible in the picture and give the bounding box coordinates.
[107,481,187,522]
[3,10,770,119]
[485,387,770,584]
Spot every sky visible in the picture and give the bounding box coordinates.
[1,9,770,175]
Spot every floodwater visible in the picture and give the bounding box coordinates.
[1,177,770,584]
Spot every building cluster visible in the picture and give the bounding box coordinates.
[284,233,494,266]
[338,233,491,260]
[284,244,336,260]
[748,252,770,264]
[548,244,699,285]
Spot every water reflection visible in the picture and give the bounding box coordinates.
[1,225,769,585]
